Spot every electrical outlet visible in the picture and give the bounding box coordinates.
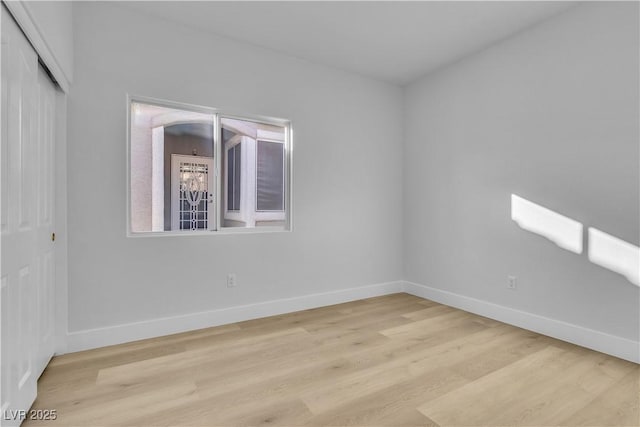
[507,275,517,290]
[227,273,237,288]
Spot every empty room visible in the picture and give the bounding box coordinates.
[1,1,639,426]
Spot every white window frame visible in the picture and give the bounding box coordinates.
[126,95,292,237]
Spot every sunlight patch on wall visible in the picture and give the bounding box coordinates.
[511,194,583,254]
[588,228,640,287]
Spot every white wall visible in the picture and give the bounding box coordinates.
[404,2,639,342]
[68,3,403,333]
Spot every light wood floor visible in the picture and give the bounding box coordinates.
[26,293,639,426]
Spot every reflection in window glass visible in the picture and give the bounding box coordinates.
[226,144,241,211]
[221,117,287,228]
[128,98,290,234]
[129,101,214,233]
[257,140,284,211]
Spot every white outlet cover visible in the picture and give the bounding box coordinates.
[227,273,237,287]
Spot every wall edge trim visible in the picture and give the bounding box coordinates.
[65,281,404,353]
[402,280,639,363]
[3,0,71,92]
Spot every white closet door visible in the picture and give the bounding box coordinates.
[1,7,57,426]
[34,62,56,380]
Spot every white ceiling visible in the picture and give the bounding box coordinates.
[123,1,576,85]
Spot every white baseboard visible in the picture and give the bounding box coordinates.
[402,281,639,364]
[65,279,639,364]
[65,281,404,353]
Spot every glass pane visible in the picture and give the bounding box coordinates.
[233,144,241,210]
[220,117,287,229]
[227,147,234,210]
[178,160,211,231]
[257,141,284,211]
[225,145,241,211]
[129,101,214,233]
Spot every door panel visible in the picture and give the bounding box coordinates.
[16,32,38,234]
[34,64,56,378]
[16,267,33,390]
[171,155,216,231]
[0,275,8,416]
[38,68,54,229]
[1,8,39,425]
[1,8,57,426]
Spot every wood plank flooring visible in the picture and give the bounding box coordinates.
[25,293,639,426]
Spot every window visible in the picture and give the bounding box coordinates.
[220,117,287,228]
[128,97,291,235]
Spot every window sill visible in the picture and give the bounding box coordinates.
[126,226,291,238]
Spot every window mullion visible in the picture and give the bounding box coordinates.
[215,113,222,232]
